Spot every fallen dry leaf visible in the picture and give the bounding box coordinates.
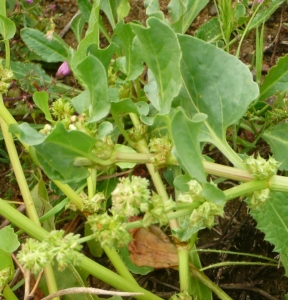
[128,219,178,268]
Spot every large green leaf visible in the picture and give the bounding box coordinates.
[178,35,259,166]
[113,21,144,80]
[259,53,288,102]
[171,109,207,182]
[20,28,69,62]
[168,0,209,33]
[131,17,182,115]
[0,227,19,253]
[0,14,16,40]
[76,55,110,123]
[33,91,54,123]
[262,123,288,171]
[249,191,288,258]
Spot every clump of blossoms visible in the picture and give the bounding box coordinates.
[244,155,280,180]
[17,230,83,273]
[0,62,14,93]
[247,188,270,209]
[92,136,114,160]
[178,180,223,230]
[82,192,106,214]
[51,98,75,128]
[149,136,173,168]
[111,176,151,217]
[128,124,147,142]
[0,268,13,293]
[87,213,131,248]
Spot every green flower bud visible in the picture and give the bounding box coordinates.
[92,136,114,159]
[244,155,280,180]
[0,267,12,292]
[87,213,131,248]
[149,136,173,167]
[128,124,147,142]
[0,63,14,93]
[82,192,105,213]
[111,176,150,217]
[249,188,270,209]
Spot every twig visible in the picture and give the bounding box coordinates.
[219,283,278,300]
[59,10,81,38]
[41,287,143,300]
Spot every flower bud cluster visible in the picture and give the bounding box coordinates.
[249,188,270,209]
[244,155,280,180]
[178,180,223,230]
[142,193,175,227]
[128,124,147,142]
[17,230,83,273]
[111,176,175,227]
[87,213,131,248]
[82,192,105,214]
[92,136,114,159]
[0,268,12,292]
[149,136,173,167]
[0,62,14,93]
[51,98,75,128]
[111,176,150,217]
[39,124,52,135]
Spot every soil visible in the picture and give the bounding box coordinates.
[1,1,288,299]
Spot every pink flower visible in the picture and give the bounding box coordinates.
[26,0,33,3]
[56,61,71,78]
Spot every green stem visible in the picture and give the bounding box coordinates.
[53,181,83,210]
[103,246,138,285]
[200,261,278,272]
[189,264,232,300]
[178,246,191,293]
[2,284,18,300]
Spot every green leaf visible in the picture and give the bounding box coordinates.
[0,227,19,253]
[9,61,71,95]
[118,246,154,275]
[168,0,209,33]
[115,144,137,169]
[20,28,69,62]
[9,122,46,145]
[71,2,100,73]
[113,21,144,80]
[174,174,191,193]
[259,53,288,102]
[262,123,288,171]
[71,90,90,114]
[30,122,97,183]
[77,0,92,21]
[111,99,149,116]
[87,42,119,73]
[0,14,16,40]
[100,0,116,29]
[117,0,130,21]
[33,91,54,123]
[195,17,221,43]
[76,55,110,122]
[31,178,55,232]
[171,109,207,182]
[131,17,182,114]
[144,0,164,19]
[178,35,258,166]
[249,192,288,256]
[71,13,86,43]
[85,223,103,257]
[250,0,286,29]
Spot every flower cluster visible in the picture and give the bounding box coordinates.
[92,136,114,159]
[82,192,105,214]
[178,180,223,230]
[51,98,75,128]
[128,124,147,142]
[111,176,151,217]
[149,136,173,167]
[87,213,131,248]
[244,155,280,180]
[248,188,270,209]
[0,268,12,292]
[17,230,83,273]
[0,62,14,93]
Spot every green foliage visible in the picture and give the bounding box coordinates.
[2,0,288,299]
